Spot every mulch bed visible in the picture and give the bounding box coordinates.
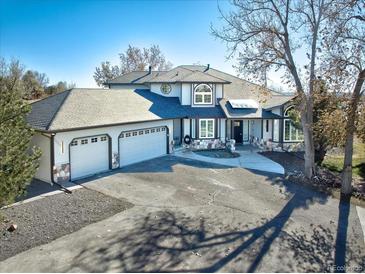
[260,151,365,202]
[0,188,133,261]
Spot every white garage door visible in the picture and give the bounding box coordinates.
[70,135,109,180]
[119,127,167,167]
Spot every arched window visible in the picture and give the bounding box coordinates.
[194,84,213,104]
[283,106,303,142]
[284,105,295,117]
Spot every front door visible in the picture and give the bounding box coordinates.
[233,120,243,143]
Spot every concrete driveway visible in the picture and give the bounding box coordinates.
[173,146,285,174]
[1,156,364,272]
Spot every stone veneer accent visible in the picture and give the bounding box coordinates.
[187,139,225,150]
[112,152,119,169]
[53,163,70,183]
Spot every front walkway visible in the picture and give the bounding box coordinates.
[173,146,284,175]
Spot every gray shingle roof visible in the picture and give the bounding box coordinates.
[144,67,193,83]
[146,67,229,83]
[262,95,295,109]
[106,71,164,84]
[108,66,230,84]
[106,65,293,109]
[178,70,229,83]
[27,90,71,130]
[185,66,293,110]
[27,65,295,132]
[27,88,224,132]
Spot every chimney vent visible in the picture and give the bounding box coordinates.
[148,65,152,74]
[205,64,210,71]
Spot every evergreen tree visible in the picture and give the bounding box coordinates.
[0,59,41,207]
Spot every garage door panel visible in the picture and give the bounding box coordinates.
[119,127,167,167]
[70,135,109,180]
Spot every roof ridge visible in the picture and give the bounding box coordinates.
[174,66,196,72]
[178,69,230,83]
[72,88,109,90]
[108,70,166,83]
[176,65,198,72]
[146,66,192,82]
[179,64,206,69]
[29,88,72,105]
[45,90,72,130]
[195,69,231,82]
[144,70,167,82]
[177,69,196,80]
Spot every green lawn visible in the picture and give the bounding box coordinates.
[322,138,365,181]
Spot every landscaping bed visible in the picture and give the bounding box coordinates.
[194,149,240,158]
[260,151,365,201]
[0,188,133,261]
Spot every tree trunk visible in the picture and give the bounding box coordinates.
[301,97,316,178]
[341,70,365,195]
[315,144,327,165]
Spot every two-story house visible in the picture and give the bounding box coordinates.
[27,65,302,183]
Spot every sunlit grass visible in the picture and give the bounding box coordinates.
[322,138,365,181]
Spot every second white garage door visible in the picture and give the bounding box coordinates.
[70,135,110,180]
[119,127,167,167]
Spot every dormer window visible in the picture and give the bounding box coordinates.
[194,84,212,104]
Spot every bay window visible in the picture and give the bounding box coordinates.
[199,119,215,138]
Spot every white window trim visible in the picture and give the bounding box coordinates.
[193,84,213,105]
[283,119,303,142]
[284,105,294,117]
[199,119,215,139]
[273,119,279,142]
[283,106,303,142]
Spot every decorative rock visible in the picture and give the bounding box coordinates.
[7,224,17,232]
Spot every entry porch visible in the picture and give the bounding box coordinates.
[226,118,281,147]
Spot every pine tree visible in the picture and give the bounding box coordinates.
[0,59,41,207]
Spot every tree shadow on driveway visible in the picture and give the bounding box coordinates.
[66,171,365,273]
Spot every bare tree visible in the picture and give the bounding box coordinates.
[322,0,364,194]
[94,45,173,86]
[212,0,338,179]
[94,62,121,87]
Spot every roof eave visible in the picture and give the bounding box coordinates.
[176,80,231,84]
[145,80,231,84]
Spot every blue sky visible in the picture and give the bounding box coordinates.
[1,0,240,87]
[1,0,295,90]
